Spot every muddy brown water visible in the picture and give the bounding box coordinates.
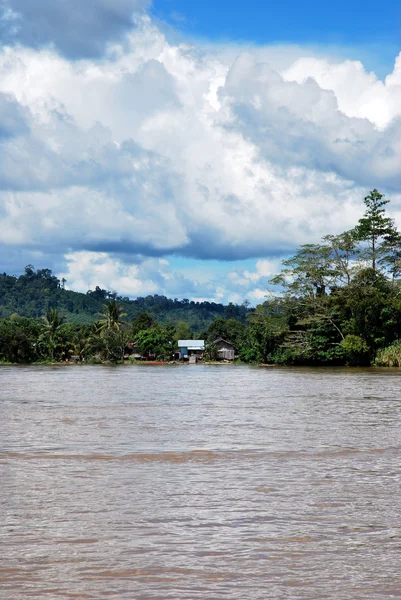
[1,364,401,599]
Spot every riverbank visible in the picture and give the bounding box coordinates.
[2,359,401,369]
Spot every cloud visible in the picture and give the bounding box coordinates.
[0,91,29,137]
[229,259,281,285]
[0,0,150,59]
[221,53,401,191]
[60,252,160,297]
[59,251,261,304]
[283,55,401,129]
[0,9,400,299]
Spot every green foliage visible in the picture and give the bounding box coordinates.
[57,322,94,362]
[260,189,401,366]
[340,335,370,366]
[270,243,336,299]
[353,189,397,271]
[205,317,245,347]
[174,321,192,343]
[0,286,248,364]
[0,317,43,363]
[204,342,219,361]
[134,327,174,360]
[238,299,288,363]
[96,300,127,331]
[41,308,66,361]
[0,267,248,331]
[239,320,284,364]
[378,230,401,279]
[132,312,156,336]
[98,329,129,363]
[375,341,401,367]
[322,231,357,285]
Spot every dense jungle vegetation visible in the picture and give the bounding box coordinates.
[0,267,247,328]
[1,189,401,367]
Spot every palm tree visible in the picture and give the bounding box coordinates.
[96,300,127,332]
[72,336,91,362]
[42,308,65,361]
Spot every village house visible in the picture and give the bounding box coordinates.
[177,340,205,362]
[212,338,237,361]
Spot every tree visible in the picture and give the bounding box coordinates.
[332,268,395,355]
[323,231,357,286]
[353,189,397,271]
[378,229,401,280]
[24,264,35,277]
[206,317,245,347]
[270,243,337,300]
[340,335,370,366]
[55,322,93,362]
[174,321,191,343]
[132,312,157,336]
[239,299,288,363]
[134,327,174,360]
[100,329,129,363]
[224,303,237,319]
[240,320,285,364]
[0,317,42,363]
[41,308,65,361]
[96,300,127,331]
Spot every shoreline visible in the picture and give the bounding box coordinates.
[1,361,401,370]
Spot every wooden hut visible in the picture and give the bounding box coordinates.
[212,338,237,361]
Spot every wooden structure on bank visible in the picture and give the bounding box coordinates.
[212,338,237,361]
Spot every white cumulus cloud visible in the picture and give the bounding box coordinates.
[0,6,400,300]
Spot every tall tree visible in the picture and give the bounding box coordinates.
[378,229,401,280]
[353,189,397,271]
[270,243,336,300]
[323,231,357,286]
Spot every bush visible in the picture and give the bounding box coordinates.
[340,334,370,366]
[375,341,401,367]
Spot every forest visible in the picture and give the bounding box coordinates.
[0,266,248,328]
[1,189,401,367]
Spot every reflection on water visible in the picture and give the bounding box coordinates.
[1,365,401,599]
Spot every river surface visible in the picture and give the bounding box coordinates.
[1,365,401,599]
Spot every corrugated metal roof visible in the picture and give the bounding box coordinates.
[178,340,204,349]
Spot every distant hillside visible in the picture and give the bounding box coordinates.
[0,266,249,331]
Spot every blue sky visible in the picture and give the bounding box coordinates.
[152,0,401,78]
[0,0,400,304]
[153,0,400,45]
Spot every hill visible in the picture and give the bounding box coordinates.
[0,266,249,332]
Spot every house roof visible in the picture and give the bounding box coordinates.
[178,339,204,349]
[212,337,237,348]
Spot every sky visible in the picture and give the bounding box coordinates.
[153,0,400,48]
[0,0,400,304]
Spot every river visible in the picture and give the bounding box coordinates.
[1,365,401,599]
